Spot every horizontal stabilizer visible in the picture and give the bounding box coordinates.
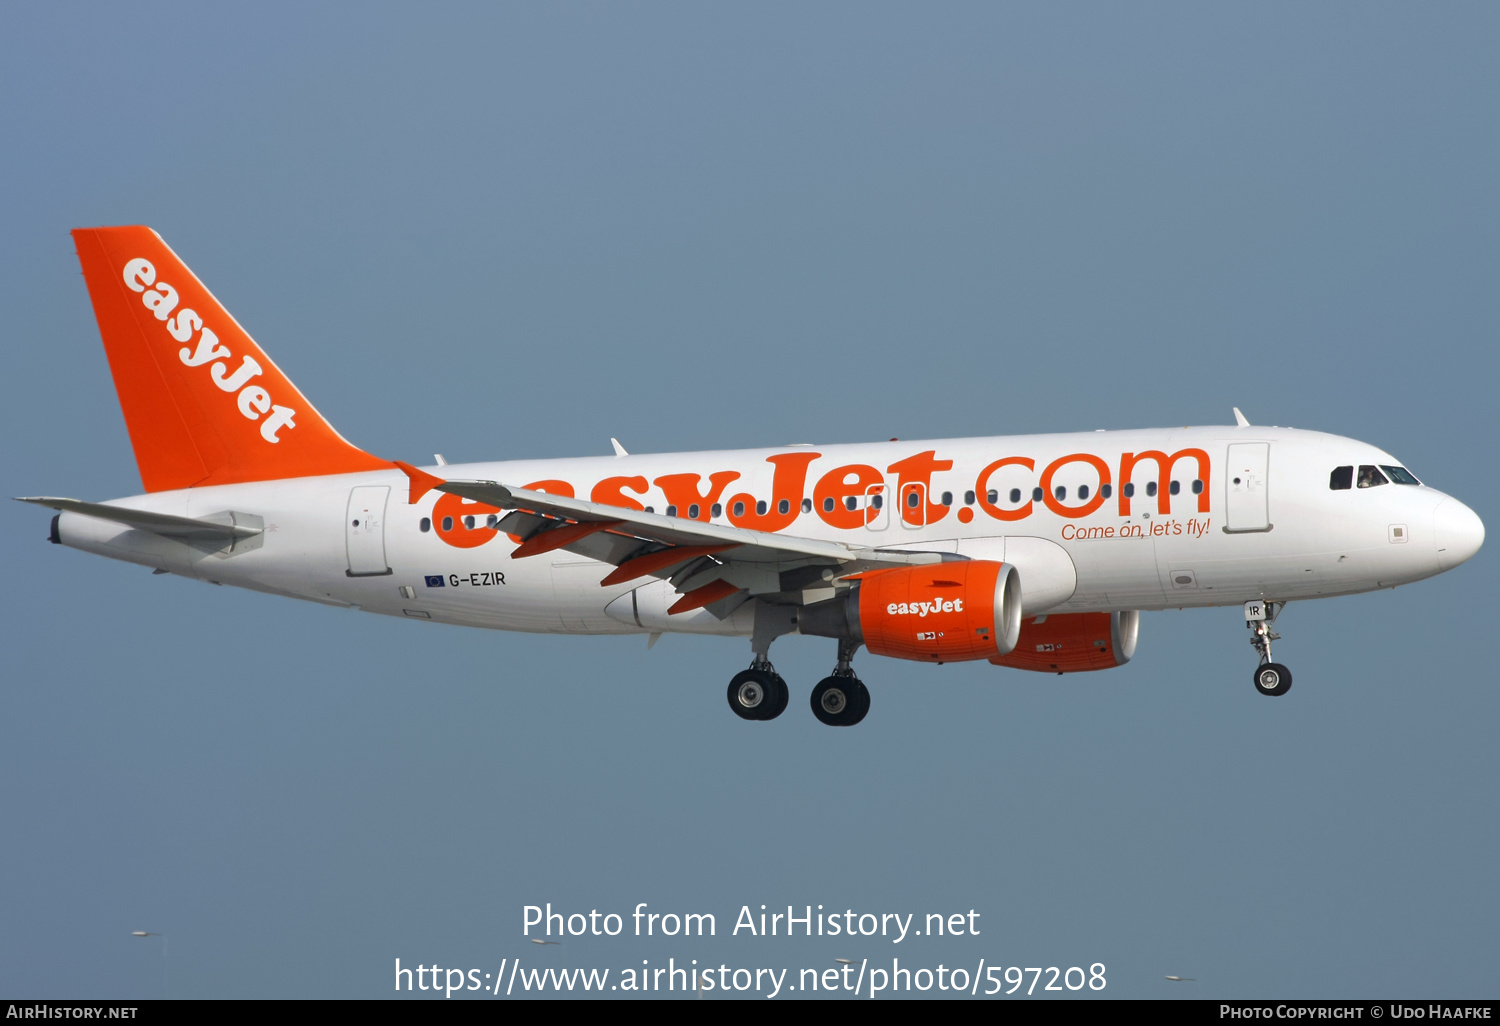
[15,496,262,545]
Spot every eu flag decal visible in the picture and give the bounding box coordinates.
[424,575,446,588]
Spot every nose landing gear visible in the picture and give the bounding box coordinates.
[1246,600,1293,696]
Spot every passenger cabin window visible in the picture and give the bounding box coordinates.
[665,505,678,518]
[940,491,952,506]
[419,517,431,532]
[688,504,700,519]
[1191,479,1203,494]
[1078,484,1089,500]
[987,489,998,504]
[733,501,746,517]
[778,499,790,515]
[802,498,812,513]
[1330,466,1353,490]
[1146,481,1157,497]
[1123,483,1135,498]
[1031,487,1044,502]
[1382,465,1421,485]
[712,503,723,517]
[1100,483,1112,499]
[1009,488,1022,503]
[1169,480,1180,496]
[964,490,976,505]
[1357,465,1389,489]
[1055,486,1067,501]
[756,500,769,515]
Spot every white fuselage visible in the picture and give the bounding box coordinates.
[55,426,1481,640]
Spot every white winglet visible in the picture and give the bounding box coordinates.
[1232,408,1250,428]
[611,438,629,458]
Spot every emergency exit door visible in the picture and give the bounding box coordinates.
[346,485,392,576]
[1224,443,1270,533]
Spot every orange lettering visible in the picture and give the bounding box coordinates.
[726,452,820,532]
[1040,453,1110,519]
[523,479,575,499]
[975,457,1035,522]
[591,475,648,511]
[433,491,499,549]
[886,450,955,526]
[813,463,884,530]
[1117,449,1210,516]
[654,471,741,521]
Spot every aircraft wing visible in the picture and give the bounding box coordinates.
[432,478,960,615]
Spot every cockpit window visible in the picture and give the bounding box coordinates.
[1330,466,1353,490]
[1357,465,1389,488]
[1381,465,1421,485]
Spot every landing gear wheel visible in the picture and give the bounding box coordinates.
[847,679,870,725]
[811,675,869,726]
[1254,662,1293,697]
[767,675,789,719]
[728,669,786,721]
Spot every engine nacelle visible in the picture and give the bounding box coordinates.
[800,561,1022,662]
[988,610,1139,673]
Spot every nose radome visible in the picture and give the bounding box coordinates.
[1433,498,1484,570]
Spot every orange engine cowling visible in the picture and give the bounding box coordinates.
[989,611,1139,673]
[800,561,1022,662]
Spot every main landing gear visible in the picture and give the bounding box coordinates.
[1246,600,1293,697]
[811,639,869,727]
[727,638,870,726]
[726,661,789,721]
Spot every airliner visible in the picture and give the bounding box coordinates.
[20,227,1485,726]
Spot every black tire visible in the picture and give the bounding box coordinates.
[847,679,870,725]
[728,669,777,720]
[765,674,790,720]
[811,675,865,726]
[1254,662,1293,697]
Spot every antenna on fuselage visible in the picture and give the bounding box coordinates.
[1232,408,1250,428]
[611,438,629,457]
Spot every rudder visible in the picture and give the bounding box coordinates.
[72,226,389,492]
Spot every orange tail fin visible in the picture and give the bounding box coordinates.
[72,226,389,492]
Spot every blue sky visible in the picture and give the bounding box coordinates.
[2,3,1495,999]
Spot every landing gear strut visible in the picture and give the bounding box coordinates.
[811,638,869,726]
[1246,600,1292,697]
[727,659,789,721]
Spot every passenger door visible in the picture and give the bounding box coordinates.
[346,485,392,576]
[1224,443,1270,532]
